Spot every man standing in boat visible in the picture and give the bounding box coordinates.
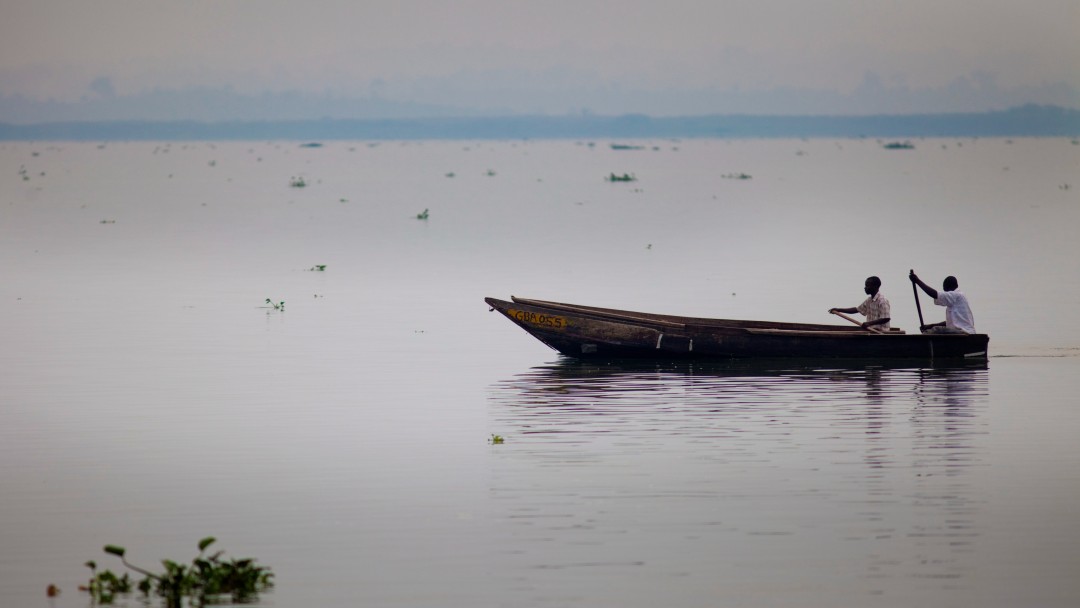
[829,276,891,331]
[909,271,976,334]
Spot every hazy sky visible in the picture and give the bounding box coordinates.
[2,0,1078,117]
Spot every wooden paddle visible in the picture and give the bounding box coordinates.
[830,310,885,333]
[910,268,925,329]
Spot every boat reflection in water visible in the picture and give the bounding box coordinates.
[485,358,991,596]
[488,357,989,442]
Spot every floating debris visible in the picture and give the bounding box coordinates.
[309,265,327,272]
[882,141,915,150]
[610,143,645,151]
[489,434,505,444]
[265,299,285,311]
[299,142,323,148]
[289,176,307,188]
[722,173,752,180]
[606,172,637,182]
[416,208,429,220]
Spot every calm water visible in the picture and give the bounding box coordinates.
[2,138,1079,607]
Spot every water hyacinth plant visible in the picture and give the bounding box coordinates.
[86,537,273,608]
[82,560,133,604]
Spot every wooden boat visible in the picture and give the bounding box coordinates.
[485,296,989,360]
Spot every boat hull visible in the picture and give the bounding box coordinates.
[486,297,989,360]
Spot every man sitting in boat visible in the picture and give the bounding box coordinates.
[829,276,891,332]
[909,271,975,334]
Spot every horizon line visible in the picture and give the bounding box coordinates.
[2,104,1078,141]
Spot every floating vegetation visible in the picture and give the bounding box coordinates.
[721,172,752,180]
[486,169,497,176]
[299,142,323,148]
[85,537,273,608]
[416,208,429,220]
[265,299,285,311]
[445,172,456,178]
[1061,184,1072,191]
[99,219,116,224]
[289,176,307,188]
[208,160,217,167]
[606,172,637,182]
[309,265,327,272]
[882,141,915,150]
[610,143,645,150]
[82,560,131,605]
[489,434,505,444]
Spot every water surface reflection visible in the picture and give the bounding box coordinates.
[486,359,991,604]
[490,358,988,441]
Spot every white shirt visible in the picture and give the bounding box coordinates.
[935,290,976,334]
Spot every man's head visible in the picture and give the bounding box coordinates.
[864,276,882,296]
[943,276,958,291]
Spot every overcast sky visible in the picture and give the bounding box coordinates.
[2,0,1078,118]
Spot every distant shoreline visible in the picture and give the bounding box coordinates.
[1,104,1078,141]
